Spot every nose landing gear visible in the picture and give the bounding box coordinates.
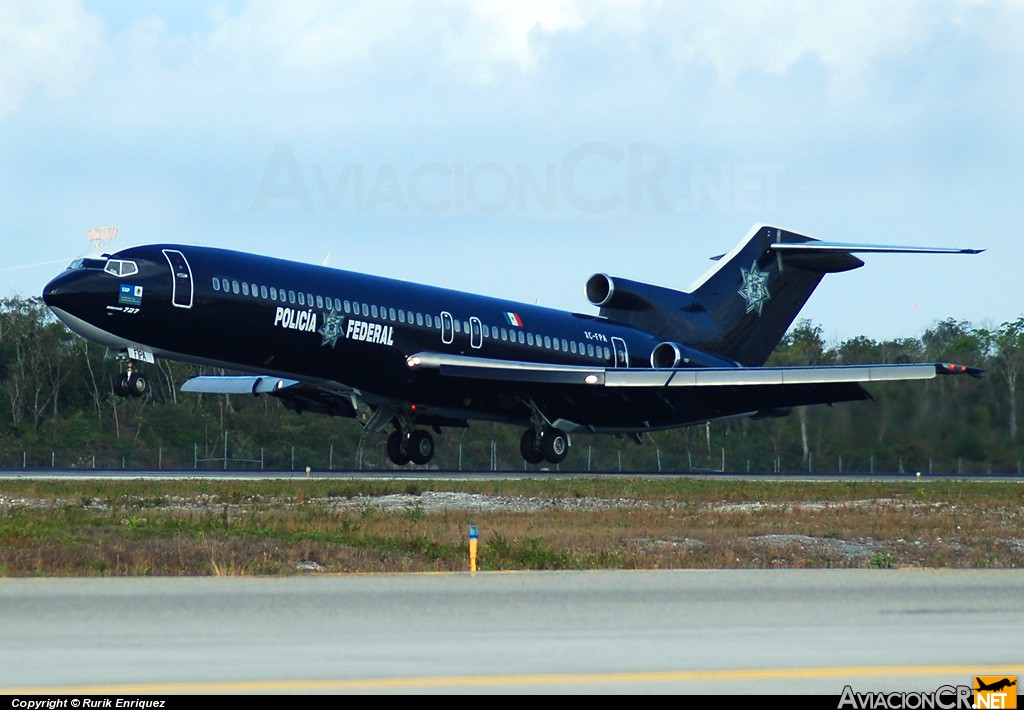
[113,366,148,398]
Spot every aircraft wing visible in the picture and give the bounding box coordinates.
[181,375,359,418]
[406,352,985,387]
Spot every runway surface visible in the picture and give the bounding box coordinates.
[0,570,1021,695]
[3,467,1022,481]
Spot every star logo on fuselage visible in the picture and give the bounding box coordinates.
[319,307,345,348]
[738,260,771,315]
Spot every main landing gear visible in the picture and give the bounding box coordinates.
[113,363,148,398]
[520,426,569,465]
[386,429,435,466]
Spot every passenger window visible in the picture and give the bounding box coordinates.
[213,279,220,292]
[561,339,568,351]
[371,305,379,318]
[398,310,406,323]
[242,283,250,296]
[298,292,305,305]
[288,290,296,303]
[316,295,324,309]
[416,313,423,326]
[544,336,551,348]
[389,308,396,321]
[527,333,534,346]
[361,303,369,317]
[232,281,240,295]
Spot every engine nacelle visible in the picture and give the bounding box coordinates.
[585,273,654,310]
[650,341,684,368]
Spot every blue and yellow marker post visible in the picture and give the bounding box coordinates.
[469,525,478,573]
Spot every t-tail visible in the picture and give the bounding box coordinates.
[585,224,982,367]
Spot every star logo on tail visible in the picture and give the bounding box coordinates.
[738,261,771,315]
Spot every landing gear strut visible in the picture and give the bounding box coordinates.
[520,426,569,465]
[386,429,435,466]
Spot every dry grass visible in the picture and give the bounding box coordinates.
[0,478,1021,575]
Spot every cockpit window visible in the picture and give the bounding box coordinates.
[67,258,107,271]
[103,259,139,278]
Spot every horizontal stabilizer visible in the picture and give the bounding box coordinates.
[407,352,984,388]
[769,242,984,255]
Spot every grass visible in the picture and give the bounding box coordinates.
[0,477,1021,576]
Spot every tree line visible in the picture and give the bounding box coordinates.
[1,296,1018,473]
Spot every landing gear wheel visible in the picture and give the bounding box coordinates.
[407,430,435,466]
[127,373,148,398]
[387,431,411,466]
[520,429,544,464]
[540,428,569,465]
[114,371,147,398]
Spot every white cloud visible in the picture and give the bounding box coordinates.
[3,0,1023,129]
[0,0,106,116]
[680,2,930,90]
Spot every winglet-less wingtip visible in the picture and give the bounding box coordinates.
[935,363,986,378]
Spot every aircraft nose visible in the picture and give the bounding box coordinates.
[42,275,62,305]
[42,271,72,309]
[42,268,96,316]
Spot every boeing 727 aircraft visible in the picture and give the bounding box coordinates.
[42,224,984,466]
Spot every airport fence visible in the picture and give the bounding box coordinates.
[0,440,1013,475]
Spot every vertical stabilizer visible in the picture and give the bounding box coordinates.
[687,225,862,365]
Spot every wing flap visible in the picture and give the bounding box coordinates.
[181,375,359,418]
[408,352,984,388]
[181,375,301,394]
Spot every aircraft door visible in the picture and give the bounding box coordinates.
[469,317,483,349]
[162,249,193,309]
[611,336,628,368]
[440,311,454,345]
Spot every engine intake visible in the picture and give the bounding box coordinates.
[650,341,684,369]
[585,273,656,310]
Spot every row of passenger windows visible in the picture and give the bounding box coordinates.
[211,276,613,361]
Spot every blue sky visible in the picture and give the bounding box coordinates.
[2,1,1021,342]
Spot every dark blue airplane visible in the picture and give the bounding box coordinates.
[42,224,984,466]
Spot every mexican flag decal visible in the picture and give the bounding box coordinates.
[504,312,523,327]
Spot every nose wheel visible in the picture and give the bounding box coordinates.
[113,369,148,398]
[387,429,435,466]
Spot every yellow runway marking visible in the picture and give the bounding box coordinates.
[4,664,1020,694]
